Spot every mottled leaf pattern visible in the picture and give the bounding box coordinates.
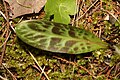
[15,20,108,54]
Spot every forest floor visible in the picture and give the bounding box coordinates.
[0,0,120,80]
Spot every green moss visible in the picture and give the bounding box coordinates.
[96,75,106,80]
[110,54,120,66]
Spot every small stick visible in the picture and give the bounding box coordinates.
[29,51,50,80]
[0,31,11,48]
[2,63,17,80]
[0,75,8,80]
[53,56,96,78]
[115,72,120,78]
[106,66,114,78]
[76,0,99,21]
[0,0,10,64]
[101,8,120,24]
[0,30,10,65]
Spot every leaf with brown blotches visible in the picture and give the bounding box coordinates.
[15,20,108,54]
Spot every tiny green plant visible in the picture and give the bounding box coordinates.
[44,0,77,24]
[15,20,108,54]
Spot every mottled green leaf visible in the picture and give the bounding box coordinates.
[15,20,108,54]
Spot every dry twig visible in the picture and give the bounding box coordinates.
[2,63,17,80]
[76,0,99,21]
[29,51,50,80]
[0,75,8,80]
[101,8,120,24]
[0,0,10,65]
[53,56,96,78]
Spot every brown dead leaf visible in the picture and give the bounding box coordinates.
[5,0,47,19]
